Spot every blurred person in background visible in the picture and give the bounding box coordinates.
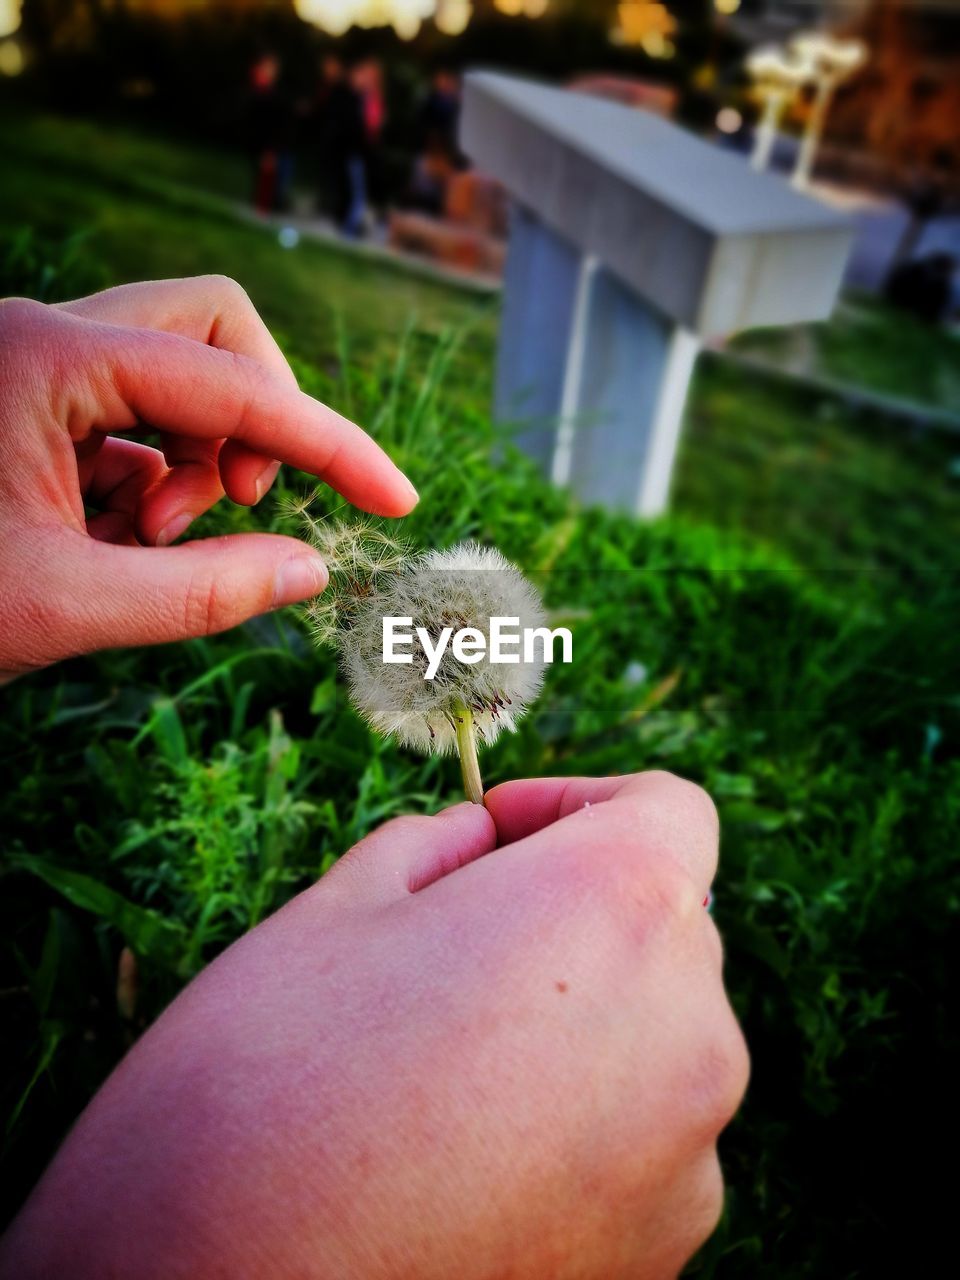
[246,52,294,217]
[419,68,462,164]
[406,68,465,217]
[343,58,386,238]
[312,53,358,228]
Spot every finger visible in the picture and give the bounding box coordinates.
[85,436,246,547]
[74,430,108,494]
[324,802,498,907]
[83,437,215,547]
[484,776,637,843]
[86,511,139,546]
[59,278,293,505]
[485,772,720,899]
[26,525,330,657]
[56,276,296,384]
[84,438,168,516]
[136,436,225,547]
[55,314,417,518]
[217,440,281,507]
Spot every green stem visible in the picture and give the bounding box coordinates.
[453,700,484,806]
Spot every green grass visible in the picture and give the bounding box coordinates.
[680,355,960,573]
[3,110,252,201]
[0,109,496,378]
[732,294,960,414]
[1,109,958,1276]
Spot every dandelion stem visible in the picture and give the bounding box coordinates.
[453,700,484,806]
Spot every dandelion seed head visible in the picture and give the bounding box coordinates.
[342,541,546,754]
[298,516,410,651]
[291,504,547,758]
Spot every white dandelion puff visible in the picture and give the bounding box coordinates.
[295,514,547,805]
[300,516,412,648]
[342,541,546,755]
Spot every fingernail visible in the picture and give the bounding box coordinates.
[401,476,419,506]
[156,512,195,547]
[272,555,328,606]
[253,462,280,504]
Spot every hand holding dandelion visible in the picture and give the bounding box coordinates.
[5,772,744,1280]
[297,519,549,804]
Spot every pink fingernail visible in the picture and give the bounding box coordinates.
[156,513,195,547]
[272,555,328,606]
[254,463,280,504]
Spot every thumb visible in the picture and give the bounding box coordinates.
[323,802,498,907]
[26,527,328,660]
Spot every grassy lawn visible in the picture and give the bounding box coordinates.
[1,108,958,1275]
[0,109,496,377]
[732,294,960,415]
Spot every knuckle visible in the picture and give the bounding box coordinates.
[204,271,248,298]
[725,1017,752,1108]
[0,296,47,328]
[646,770,719,837]
[575,844,702,958]
[325,843,373,900]
[203,274,250,306]
[685,1015,750,1139]
[230,353,275,440]
[565,828,701,936]
[647,851,701,920]
[183,571,235,636]
[703,917,726,969]
[691,1152,726,1245]
[327,813,434,899]
[550,775,720,946]
[0,294,43,322]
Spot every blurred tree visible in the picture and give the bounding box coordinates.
[826,0,959,199]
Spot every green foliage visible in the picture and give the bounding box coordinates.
[0,109,496,378]
[0,226,107,303]
[1,115,958,1276]
[733,294,960,413]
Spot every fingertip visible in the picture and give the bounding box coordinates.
[254,460,282,505]
[219,441,280,506]
[406,800,498,892]
[155,512,196,547]
[392,475,420,514]
[483,778,572,846]
[352,472,419,519]
[436,798,498,844]
[271,553,328,606]
[135,465,223,547]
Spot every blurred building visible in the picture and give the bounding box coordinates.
[727,1,959,196]
[726,0,872,44]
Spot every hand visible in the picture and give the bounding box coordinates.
[0,772,748,1280]
[0,276,417,678]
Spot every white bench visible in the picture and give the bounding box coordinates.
[461,71,854,516]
